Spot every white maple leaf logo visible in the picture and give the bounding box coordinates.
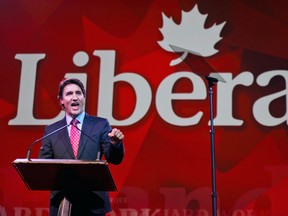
[158,4,226,66]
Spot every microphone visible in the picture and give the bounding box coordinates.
[26,118,75,161]
[73,125,101,161]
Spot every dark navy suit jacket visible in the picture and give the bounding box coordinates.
[39,114,124,215]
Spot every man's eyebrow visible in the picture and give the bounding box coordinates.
[65,91,73,95]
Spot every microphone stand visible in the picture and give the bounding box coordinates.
[206,76,218,216]
[168,44,225,215]
[26,122,72,161]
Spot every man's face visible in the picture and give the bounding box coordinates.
[60,83,85,117]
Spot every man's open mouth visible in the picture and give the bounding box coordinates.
[71,102,79,107]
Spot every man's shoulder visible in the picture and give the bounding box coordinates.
[45,118,66,131]
[85,114,108,123]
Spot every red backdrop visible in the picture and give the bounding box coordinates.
[1,0,288,215]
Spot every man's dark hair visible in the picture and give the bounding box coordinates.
[58,78,86,100]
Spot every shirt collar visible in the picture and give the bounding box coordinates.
[66,112,85,125]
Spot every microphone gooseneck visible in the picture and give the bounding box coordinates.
[26,119,74,161]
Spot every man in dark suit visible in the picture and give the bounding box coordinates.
[39,78,124,216]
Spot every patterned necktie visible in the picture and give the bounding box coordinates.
[70,119,80,158]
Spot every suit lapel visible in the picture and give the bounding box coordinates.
[77,114,93,158]
[59,117,75,158]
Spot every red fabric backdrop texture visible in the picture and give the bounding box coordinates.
[0,0,287,215]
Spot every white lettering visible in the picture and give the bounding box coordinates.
[214,72,254,126]
[14,207,31,216]
[159,187,212,214]
[232,210,245,216]
[156,72,206,126]
[0,205,7,216]
[8,51,288,127]
[119,208,138,216]
[253,70,288,126]
[9,53,87,125]
[94,50,152,126]
[35,207,49,216]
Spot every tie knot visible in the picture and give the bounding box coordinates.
[72,119,79,126]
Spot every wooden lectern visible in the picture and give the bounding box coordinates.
[12,159,117,216]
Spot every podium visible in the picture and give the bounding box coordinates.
[12,159,117,215]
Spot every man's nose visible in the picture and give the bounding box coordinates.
[72,93,78,99]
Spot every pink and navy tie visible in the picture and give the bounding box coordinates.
[70,119,80,158]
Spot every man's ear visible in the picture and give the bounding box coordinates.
[60,99,65,109]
